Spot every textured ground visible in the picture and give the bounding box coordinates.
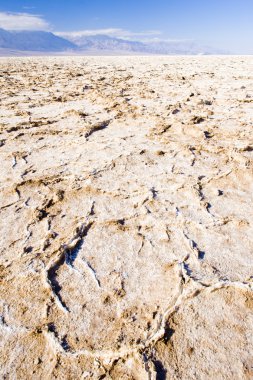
[0,56,253,379]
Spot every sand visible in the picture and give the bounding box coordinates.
[0,56,253,379]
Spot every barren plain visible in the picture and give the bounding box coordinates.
[0,56,253,379]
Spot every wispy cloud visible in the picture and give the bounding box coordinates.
[0,13,189,45]
[22,6,36,10]
[56,28,162,41]
[0,12,50,31]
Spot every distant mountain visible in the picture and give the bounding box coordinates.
[0,28,226,55]
[57,33,147,52]
[58,33,226,55]
[145,40,225,55]
[0,28,76,51]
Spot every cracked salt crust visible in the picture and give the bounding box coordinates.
[0,56,253,379]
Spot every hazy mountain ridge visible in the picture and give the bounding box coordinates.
[66,34,147,52]
[0,28,76,51]
[58,32,225,55]
[0,28,226,54]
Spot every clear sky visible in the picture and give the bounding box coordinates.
[0,0,252,53]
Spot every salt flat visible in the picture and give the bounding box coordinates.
[0,56,253,379]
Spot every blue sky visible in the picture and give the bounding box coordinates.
[0,0,252,53]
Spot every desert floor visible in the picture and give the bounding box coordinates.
[0,56,253,379]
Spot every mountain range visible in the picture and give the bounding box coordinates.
[58,32,224,55]
[0,28,226,55]
[0,28,76,52]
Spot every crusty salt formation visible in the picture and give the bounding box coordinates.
[0,56,253,379]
